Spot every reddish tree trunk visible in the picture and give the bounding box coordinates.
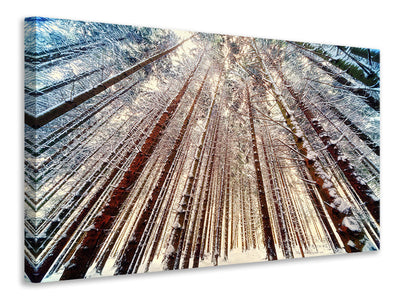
[117,66,208,274]
[60,60,201,280]
[275,67,380,225]
[246,86,277,261]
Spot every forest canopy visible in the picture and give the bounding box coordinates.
[24,17,380,282]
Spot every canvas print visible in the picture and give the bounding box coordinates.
[24,17,380,283]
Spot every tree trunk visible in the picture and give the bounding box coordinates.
[246,85,278,261]
[164,64,225,270]
[60,58,201,280]
[260,132,294,259]
[26,36,194,129]
[274,66,380,225]
[246,41,374,252]
[115,61,208,275]
[192,116,220,268]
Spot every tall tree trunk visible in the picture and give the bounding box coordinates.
[94,154,161,274]
[239,175,248,251]
[212,138,228,266]
[261,130,294,259]
[181,102,217,269]
[245,40,374,252]
[143,134,192,272]
[223,161,231,260]
[273,65,380,225]
[116,62,208,275]
[60,57,201,280]
[164,64,225,270]
[246,85,278,261]
[180,143,210,269]
[192,116,220,268]
[26,36,194,129]
[26,104,157,283]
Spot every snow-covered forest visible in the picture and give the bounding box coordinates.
[24,17,380,283]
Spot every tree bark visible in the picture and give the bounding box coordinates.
[274,66,380,225]
[60,58,201,280]
[26,36,194,129]
[164,64,225,270]
[116,65,208,274]
[246,85,278,261]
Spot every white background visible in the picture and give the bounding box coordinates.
[1,1,398,299]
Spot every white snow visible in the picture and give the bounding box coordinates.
[362,240,378,252]
[306,150,318,160]
[330,133,346,145]
[347,240,356,248]
[165,244,175,256]
[83,224,96,231]
[172,221,182,229]
[342,216,362,233]
[332,197,351,214]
